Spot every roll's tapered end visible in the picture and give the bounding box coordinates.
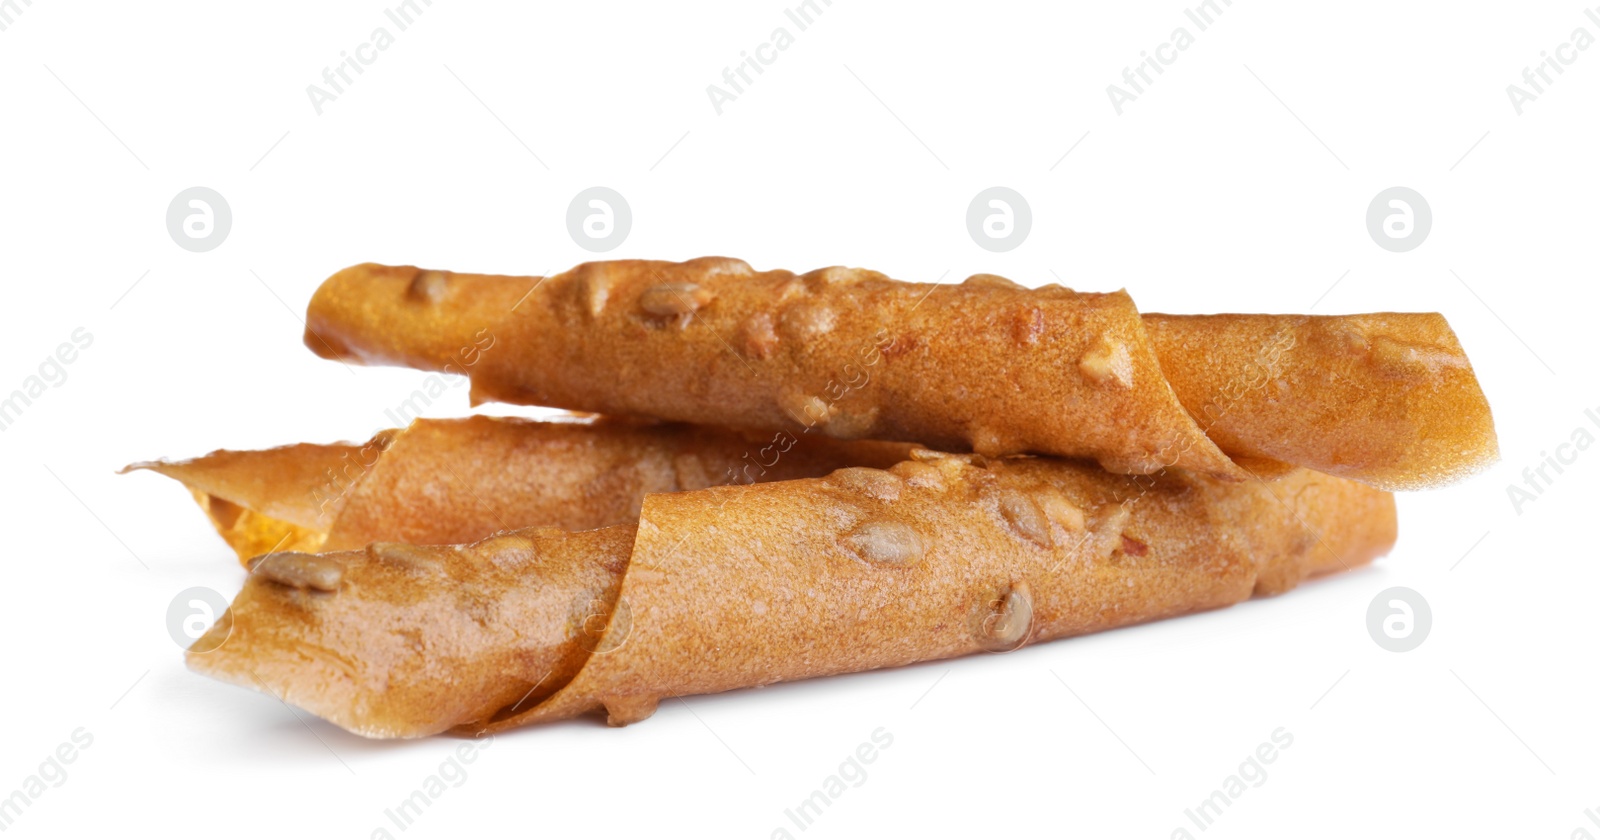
[304,263,526,373]
[184,546,443,739]
[1146,311,1500,492]
[186,528,635,739]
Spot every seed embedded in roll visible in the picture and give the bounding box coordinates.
[829,467,904,502]
[639,282,714,316]
[843,520,924,566]
[407,269,450,302]
[996,488,1053,548]
[249,552,345,591]
[977,582,1034,652]
[1078,334,1134,389]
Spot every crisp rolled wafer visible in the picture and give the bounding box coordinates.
[125,415,914,563]
[304,258,1497,490]
[188,451,1396,738]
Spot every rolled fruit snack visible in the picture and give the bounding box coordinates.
[124,414,914,562]
[187,450,1397,739]
[304,258,1498,490]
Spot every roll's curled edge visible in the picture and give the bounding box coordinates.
[187,450,1397,739]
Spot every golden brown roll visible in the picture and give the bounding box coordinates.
[125,415,915,562]
[188,451,1396,738]
[303,258,1497,490]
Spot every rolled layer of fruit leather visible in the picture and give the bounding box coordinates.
[303,259,1497,490]
[124,414,915,563]
[187,450,1396,738]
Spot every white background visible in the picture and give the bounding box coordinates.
[2,1,1597,837]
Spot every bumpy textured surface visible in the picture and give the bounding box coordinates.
[187,452,1396,738]
[126,415,913,562]
[304,259,1498,490]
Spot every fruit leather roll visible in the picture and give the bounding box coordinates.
[125,415,914,562]
[303,258,1497,490]
[187,450,1396,738]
